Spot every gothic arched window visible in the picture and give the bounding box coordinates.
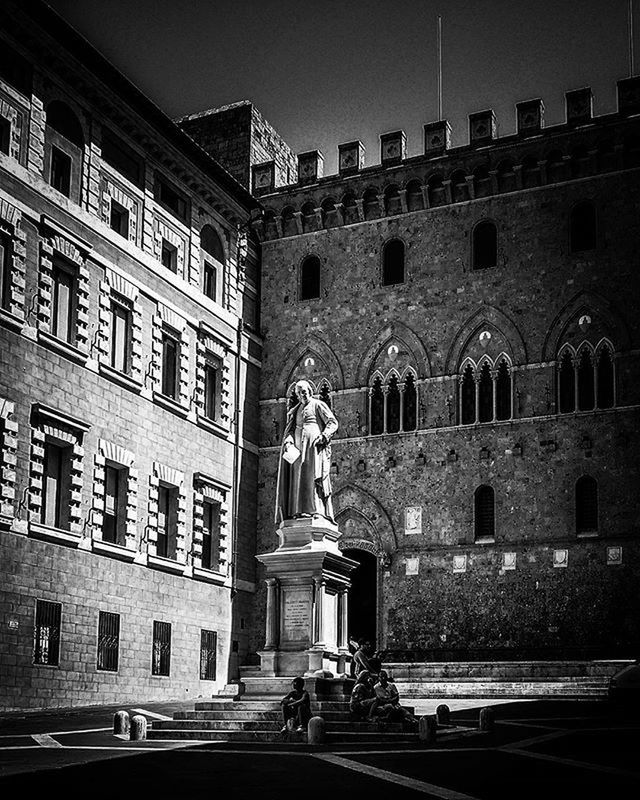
[382,239,405,286]
[370,377,384,435]
[558,349,576,413]
[558,341,615,414]
[474,485,495,541]
[577,347,595,411]
[403,373,417,431]
[596,345,614,409]
[576,475,598,535]
[495,359,511,420]
[386,375,401,433]
[472,221,497,270]
[460,364,476,425]
[459,358,512,425]
[570,201,596,252]
[318,381,332,408]
[478,362,493,423]
[300,256,321,301]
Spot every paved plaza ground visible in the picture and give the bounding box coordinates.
[1,697,638,798]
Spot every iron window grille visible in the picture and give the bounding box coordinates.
[152,620,171,676]
[97,611,120,672]
[34,599,62,666]
[200,629,217,680]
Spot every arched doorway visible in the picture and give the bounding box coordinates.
[342,548,377,647]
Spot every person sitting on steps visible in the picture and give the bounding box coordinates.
[353,639,380,680]
[280,676,311,733]
[373,669,418,726]
[349,670,380,720]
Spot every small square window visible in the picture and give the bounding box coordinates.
[161,239,178,273]
[109,200,129,238]
[0,116,10,156]
[50,146,71,197]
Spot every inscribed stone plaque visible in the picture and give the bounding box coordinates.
[553,549,568,568]
[281,587,311,643]
[453,554,467,574]
[405,506,422,535]
[607,546,622,566]
[502,552,516,571]
[405,557,419,576]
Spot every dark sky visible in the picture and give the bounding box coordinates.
[47,0,632,174]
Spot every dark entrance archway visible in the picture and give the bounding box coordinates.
[343,548,377,646]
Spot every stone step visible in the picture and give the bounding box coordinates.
[175,709,392,722]
[152,719,410,733]
[385,660,632,681]
[147,728,418,743]
[396,680,608,697]
[194,700,382,713]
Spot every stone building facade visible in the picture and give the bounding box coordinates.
[0,0,261,710]
[249,83,640,661]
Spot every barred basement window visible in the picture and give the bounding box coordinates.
[200,629,217,680]
[576,475,598,535]
[472,221,497,270]
[570,201,596,252]
[474,485,495,541]
[34,599,61,666]
[157,483,178,559]
[152,620,171,676]
[97,611,120,672]
[42,440,72,530]
[202,498,221,570]
[109,199,129,238]
[382,239,404,286]
[103,464,127,545]
[300,255,321,300]
[51,256,76,343]
[110,297,132,373]
[0,230,11,311]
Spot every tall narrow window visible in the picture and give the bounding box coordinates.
[204,362,218,421]
[386,375,401,433]
[472,221,497,270]
[103,464,127,545]
[0,116,10,155]
[161,239,177,272]
[203,261,217,301]
[97,611,120,672]
[109,200,129,238]
[202,499,220,571]
[161,332,179,399]
[201,224,224,301]
[152,620,171,676]
[370,377,384,435]
[157,484,177,559]
[576,475,598,535]
[495,360,511,420]
[596,346,614,409]
[200,629,217,680]
[0,230,11,311]
[478,362,493,423]
[558,350,576,413]
[300,255,320,300]
[570,201,596,252]
[51,258,75,343]
[42,441,71,530]
[403,373,417,431]
[461,364,476,425]
[110,299,131,373]
[577,348,595,411]
[474,485,495,541]
[34,600,62,666]
[382,239,404,286]
[50,146,71,197]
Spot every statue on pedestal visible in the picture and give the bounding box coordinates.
[275,379,338,525]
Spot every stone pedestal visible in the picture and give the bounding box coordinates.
[256,517,357,677]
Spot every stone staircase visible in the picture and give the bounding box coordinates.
[147,676,420,744]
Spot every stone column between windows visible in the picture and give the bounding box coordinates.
[491,368,497,421]
[399,381,405,432]
[382,385,389,434]
[264,578,279,650]
[474,372,480,424]
[312,577,325,647]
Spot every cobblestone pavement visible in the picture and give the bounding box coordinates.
[0,698,638,798]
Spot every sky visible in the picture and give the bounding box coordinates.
[46,0,635,175]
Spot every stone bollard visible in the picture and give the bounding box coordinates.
[418,714,437,744]
[307,716,325,745]
[113,710,130,736]
[130,714,147,741]
[436,704,450,726]
[479,707,495,732]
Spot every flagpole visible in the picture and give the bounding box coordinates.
[630,0,635,77]
[437,14,443,120]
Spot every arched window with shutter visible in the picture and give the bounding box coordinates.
[474,485,495,541]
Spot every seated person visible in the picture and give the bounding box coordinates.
[373,669,418,725]
[353,639,379,679]
[280,676,311,733]
[349,670,379,720]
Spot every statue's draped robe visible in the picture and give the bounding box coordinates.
[275,398,338,524]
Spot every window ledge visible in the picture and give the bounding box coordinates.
[474,537,495,545]
[153,392,190,418]
[148,554,187,574]
[197,414,230,437]
[193,566,230,585]
[577,531,599,538]
[38,330,88,365]
[99,363,143,393]
[92,539,137,560]
[0,308,25,333]
[30,522,82,546]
